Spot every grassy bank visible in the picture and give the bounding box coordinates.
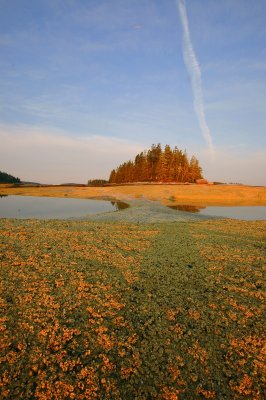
[0,218,265,399]
[0,183,266,206]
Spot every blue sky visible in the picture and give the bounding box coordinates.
[1,0,265,184]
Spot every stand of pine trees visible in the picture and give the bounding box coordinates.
[0,171,21,184]
[109,144,203,184]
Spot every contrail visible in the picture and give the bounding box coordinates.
[176,0,214,154]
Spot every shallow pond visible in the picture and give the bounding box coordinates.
[168,204,266,220]
[0,195,128,219]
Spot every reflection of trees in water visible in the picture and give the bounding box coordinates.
[168,204,206,213]
[111,201,129,211]
[0,194,8,198]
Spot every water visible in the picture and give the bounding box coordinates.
[0,195,128,219]
[168,204,266,220]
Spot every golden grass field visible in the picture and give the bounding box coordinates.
[0,183,266,206]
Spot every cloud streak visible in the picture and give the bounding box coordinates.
[176,0,214,154]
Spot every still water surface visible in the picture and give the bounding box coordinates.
[0,196,265,220]
[168,204,266,220]
[0,195,128,219]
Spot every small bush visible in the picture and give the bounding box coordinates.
[88,179,108,186]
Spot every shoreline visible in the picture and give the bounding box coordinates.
[0,183,266,206]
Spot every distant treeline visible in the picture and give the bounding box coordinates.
[0,171,21,184]
[88,179,109,186]
[109,144,203,184]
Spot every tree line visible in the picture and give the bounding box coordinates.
[0,171,21,184]
[109,144,203,184]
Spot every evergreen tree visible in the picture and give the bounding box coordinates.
[189,155,203,182]
[109,169,116,183]
[181,151,190,182]
[147,143,162,181]
[170,147,181,181]
[156,145,172,182]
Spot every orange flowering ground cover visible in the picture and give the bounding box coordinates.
[0,218,265,399]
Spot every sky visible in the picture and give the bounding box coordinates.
[0,0,265,185]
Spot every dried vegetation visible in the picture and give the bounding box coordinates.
[0,183,266,206]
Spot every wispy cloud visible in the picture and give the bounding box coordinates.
[0,124,144,184]
[198,146,266,186]
[176,0,214,154]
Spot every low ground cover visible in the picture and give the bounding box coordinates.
[0,218,265,399]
